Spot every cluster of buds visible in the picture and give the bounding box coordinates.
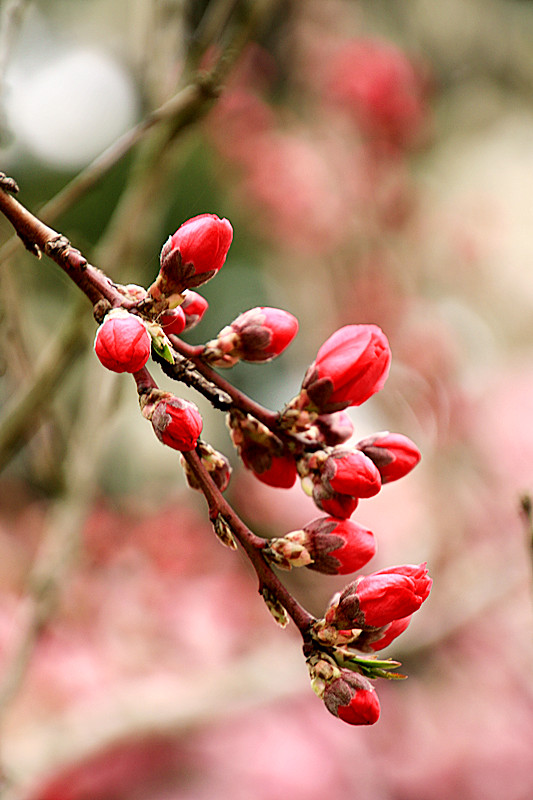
[90,211,431,727]
[158,290,209,336]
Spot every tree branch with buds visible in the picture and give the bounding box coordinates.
[0,175,431,726]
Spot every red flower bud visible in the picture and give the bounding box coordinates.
[356,431,421,483]
[329,562,432,629]
[231,307,299,362]
[323,670,380,725]
[242,450,297,489]
[159,306,186,336]
[355,614,412,652]
[150,397,203,452]
[182,441,231,492]
[228,410,297,488]
[94,312,151,374]
[314,410,354,446]
[312,484,359,519]
[301,324,391,412]
[204,307,299,366]
[322,449,382,499]
[302,516,376,575]
[181,290,209,331]
[158,213,233,293]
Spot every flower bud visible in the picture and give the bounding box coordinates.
[312,483,359,520]
[301,324,391,412]
[182,441,232,492]
[356,431,421,483]
[300,516,376,574]
[159,305,187,336]
[229,410,297,488]
[323,670,380,725]
[150,396,203,452]
[181,290,209,331]
[322,448,382,499]
[152,214,233,298]
[355,614,412,652]
[314,410,354,446]
[94,310,151,374]
[327,562,432,630]
[203,306,299,367]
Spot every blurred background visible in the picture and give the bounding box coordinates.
[1,0,533,798]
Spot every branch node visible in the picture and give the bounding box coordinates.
[93,298,113,324]
[0,173,19,195]
[44,236,90,279]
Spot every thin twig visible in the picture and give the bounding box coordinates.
[0,299,88,472]
[0,187,131,308]
[0,0,282,266]
[132,362,314,637]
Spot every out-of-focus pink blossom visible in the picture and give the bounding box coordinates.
[325,38,429,150]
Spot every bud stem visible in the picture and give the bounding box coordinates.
[181,448,316,638]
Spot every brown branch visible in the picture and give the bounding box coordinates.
[0,186,130,308]
[131,363,314,635]
[170,337,279,427]
[182,448,315,638]
[168,336,324,454]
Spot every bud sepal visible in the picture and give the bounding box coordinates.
[261,587,289,628]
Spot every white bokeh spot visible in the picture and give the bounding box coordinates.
[8,48,138,170]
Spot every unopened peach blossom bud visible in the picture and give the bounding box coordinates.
[181,290,209,330]
[203,306,298,367]
[159,306,187,336]
[150,396,203,452]
[301,324,391,412]
[356,431,421,483]
[323,670,381,725]
[154,214,233,297]
[94,310,151,374]
[329,563,432,630]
